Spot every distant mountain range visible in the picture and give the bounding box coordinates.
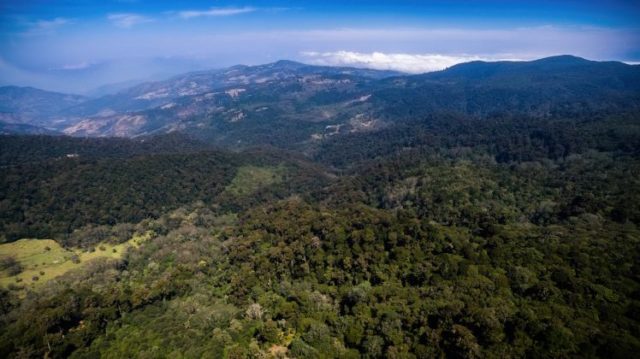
[0,86,86,131]
[1,56,638,147]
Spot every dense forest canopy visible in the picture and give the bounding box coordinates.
[1,57,640,358]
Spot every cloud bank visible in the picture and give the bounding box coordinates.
[3,23,638,93]
[301,51,523,73]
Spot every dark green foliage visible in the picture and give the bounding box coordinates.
[0,132,210,167]
[0,150,236,242]
[0,137,328,243]
[315,112,640,168]
[1,141,639,357]
[0,256,22,276]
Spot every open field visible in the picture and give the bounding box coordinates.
[0,233,151,291]
[224,165,284,196]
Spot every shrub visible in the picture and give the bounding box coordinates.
[0,256,23,276]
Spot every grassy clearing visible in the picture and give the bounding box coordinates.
[0,232,151,291]
[224,165,284,196]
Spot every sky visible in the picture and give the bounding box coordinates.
[1,0,639,94]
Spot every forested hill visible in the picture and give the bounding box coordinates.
[374,55,640,120]
[1,56,640,358]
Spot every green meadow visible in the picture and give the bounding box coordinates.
[224,165,284,196]
[0,233,151,292]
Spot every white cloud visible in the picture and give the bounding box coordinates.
[22,17,71,36]
[287,26,637,64]
[33,17,69,30]
[301,51,524,73]
[107,13,153,28]
[178,7,256,19]
[56,62,94,70]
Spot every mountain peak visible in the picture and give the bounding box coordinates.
[270,60,307,68]
[531,55,591,65]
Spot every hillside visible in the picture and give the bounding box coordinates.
[374,55,640,120]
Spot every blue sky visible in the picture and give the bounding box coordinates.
[1,0,639,93]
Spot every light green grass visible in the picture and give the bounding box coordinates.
[0,232,152,292]
[224,165,284,196]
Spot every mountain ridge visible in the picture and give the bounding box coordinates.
[2,55,639,142]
